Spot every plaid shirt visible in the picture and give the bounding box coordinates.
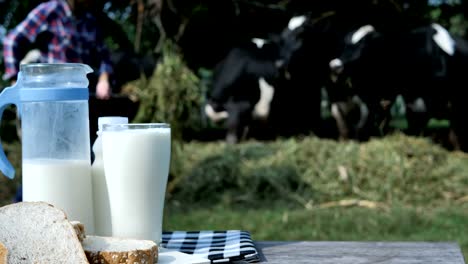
[2,0,112,80]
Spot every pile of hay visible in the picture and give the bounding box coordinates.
[169,133,468,208]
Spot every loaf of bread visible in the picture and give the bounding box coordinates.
[0,241,7,264]
[82,235,158,264]
[0,202,89,264]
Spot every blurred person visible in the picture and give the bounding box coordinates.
[2,0,113,99]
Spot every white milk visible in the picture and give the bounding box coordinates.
[92,116,128,236]
[102,127,171,243]
[22,159,95,234]
[91,135,112,236]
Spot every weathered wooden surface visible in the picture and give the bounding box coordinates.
[255,241,466,263]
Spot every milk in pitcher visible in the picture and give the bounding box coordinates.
[23,159,95,233]
[102,126,170,243]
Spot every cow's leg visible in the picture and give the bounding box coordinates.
[377,98,395,136]
[226,132,238,144]
[225,101,253,144]
[331,102,349,141]
[238,102,254,141]
[253,78,275,120]
[449,97,468,152]
[354,103,374,141]
[204,102,229,122]
[330,95,369,141]
[352,96,370,141]
[448,127,461,151]
[225,108,240,144]
[226,105,242,144]
[406,97,430,136]
[362,97,387,138]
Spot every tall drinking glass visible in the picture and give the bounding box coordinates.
[101,123,171,244]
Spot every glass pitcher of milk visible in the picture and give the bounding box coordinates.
[0,63,95,233]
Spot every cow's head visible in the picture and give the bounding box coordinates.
[272,15,309,73]
[329,24,378,78]
[252,37,283,69]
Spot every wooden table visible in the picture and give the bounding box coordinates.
[255,241,466,263]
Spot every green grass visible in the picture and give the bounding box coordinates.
[164,204,468,259]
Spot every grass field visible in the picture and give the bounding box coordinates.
[164,133,468,259]
[164,204,468,255]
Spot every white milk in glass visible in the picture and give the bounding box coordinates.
[91,136,112,236]
[102,127,171,243]
[22,159,95,233]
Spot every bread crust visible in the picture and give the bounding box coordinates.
[71,221,86,242]
[85,246,158,264]
[0,241,7,264]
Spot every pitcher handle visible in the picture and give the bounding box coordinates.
[0,85,20,179]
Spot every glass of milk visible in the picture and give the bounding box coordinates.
[101,123,171,244]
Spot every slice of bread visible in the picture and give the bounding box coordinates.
[0,241,7,264]
[0,202,88,264]
[82,236,158,264]
[71,221,86,242]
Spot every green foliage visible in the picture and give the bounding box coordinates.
[448,13,468,37]
[429,3,468,37]
[132,42,206,141]
[168,133,468,208]
[0,0,44,30]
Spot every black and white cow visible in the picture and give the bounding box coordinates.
[204,13,359,143]
[204,14,323,143]
[329,23,468,149]
[271,13,355,139]
[204,37,282,143]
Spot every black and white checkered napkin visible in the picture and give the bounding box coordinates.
[161,230,260,263]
